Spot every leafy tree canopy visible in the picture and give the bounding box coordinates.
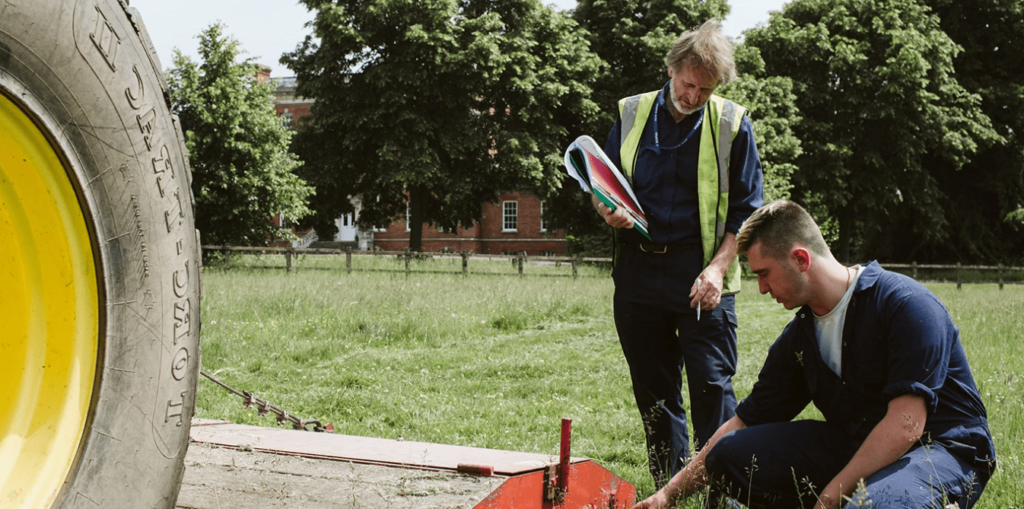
[283,0,602,250]
[917,0,1024,263]
[745,0,1001,262]
[168,24,313,246]
[718,43,803,204]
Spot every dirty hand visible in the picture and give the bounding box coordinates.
[690,266,725,312]
[631,489,670,509]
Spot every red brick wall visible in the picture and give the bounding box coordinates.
[275,102,312,127]
[373,191,567,255]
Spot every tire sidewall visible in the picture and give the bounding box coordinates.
[0,1,200,507]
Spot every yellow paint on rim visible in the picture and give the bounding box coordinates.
[0,92,99,508]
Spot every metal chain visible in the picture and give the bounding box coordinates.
[200,370,332,432]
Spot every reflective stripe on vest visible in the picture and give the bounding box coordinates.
[617,93,747,293]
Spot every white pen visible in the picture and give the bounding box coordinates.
[696,279,702,321]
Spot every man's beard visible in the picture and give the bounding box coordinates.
[669,81,702,115]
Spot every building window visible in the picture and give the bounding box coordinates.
[373,224,387,233]
[540,201,547,232]
[540,249,555,257]
[405,202,411,232]
[281,110,293,127]
[502,201,518,232]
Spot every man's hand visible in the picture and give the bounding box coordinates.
[631,416,748,509]
[592,194,634,229]
[690,265,725,312]
[631,489,669,509]
[690,232,739,312]
[812,486,844,509]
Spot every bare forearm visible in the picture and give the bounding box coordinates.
[708,232,737,276]
[662,416,747,504]
[815,395,926,509]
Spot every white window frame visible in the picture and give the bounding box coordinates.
[405,202,411,232]
[539,201,547,232]
[502,201,518,232]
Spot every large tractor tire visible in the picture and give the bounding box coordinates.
[1,1,201,507]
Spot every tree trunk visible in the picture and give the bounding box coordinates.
[409,185,424,252]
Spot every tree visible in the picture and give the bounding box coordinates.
[745,0,1001,262]
[168,24,313,246]
[283,0,602,251]
[918,0,1024,263]
[718,43,803,205]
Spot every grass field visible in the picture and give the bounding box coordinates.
[195,256,1023,508]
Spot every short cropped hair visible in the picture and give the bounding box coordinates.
[736,200,831,261]
[665,19,737,87]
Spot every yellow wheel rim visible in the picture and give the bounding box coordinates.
[0,92,99,507]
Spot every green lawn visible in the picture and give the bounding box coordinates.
[195,257,1023,507]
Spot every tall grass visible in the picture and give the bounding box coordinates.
[195,257,1022,507]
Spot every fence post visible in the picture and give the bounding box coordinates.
[956,262,962,290]
[518,252,524,277]
[911,261,917,280]
[462,251,469,277]
[346,247,352,274]
[286,248,292,272]
[224,246,231,270]
[572,257,578,279]
[999,263,1004,290]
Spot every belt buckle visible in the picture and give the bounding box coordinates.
[640,243,668,254]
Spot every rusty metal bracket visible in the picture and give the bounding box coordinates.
[543,463,566,502]
[543,418,573,503]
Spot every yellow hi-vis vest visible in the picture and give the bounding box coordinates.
[616,92,747,294]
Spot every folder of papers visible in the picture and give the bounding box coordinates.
[563,135,651,241]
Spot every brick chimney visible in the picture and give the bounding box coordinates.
[255,64,272,84]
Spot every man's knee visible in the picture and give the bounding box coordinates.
[704,430,746,481]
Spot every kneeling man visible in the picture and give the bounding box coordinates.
[634,200,996,509]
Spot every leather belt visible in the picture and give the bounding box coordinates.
[631,242,698,254]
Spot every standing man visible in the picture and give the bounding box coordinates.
[633,200,996,509]
[596,19,764,486]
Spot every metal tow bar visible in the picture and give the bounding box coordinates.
[201,370,333,432]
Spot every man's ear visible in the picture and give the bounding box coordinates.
[791,247,812,272]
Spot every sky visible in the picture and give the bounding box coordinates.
[132,0,787,78]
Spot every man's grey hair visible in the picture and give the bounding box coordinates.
[665,19,737,87]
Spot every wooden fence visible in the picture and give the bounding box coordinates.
[201,245,611,279]
[201,245,1024,288]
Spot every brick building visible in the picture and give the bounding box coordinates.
[371,191,564,255]
[265,69,567,255]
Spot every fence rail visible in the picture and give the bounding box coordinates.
[201,245,1024,288]
[201,245,609,279]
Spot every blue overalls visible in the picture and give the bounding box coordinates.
[706,263,997,508]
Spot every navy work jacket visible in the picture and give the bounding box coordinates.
[603,81,764,245]
[735,262,996,473]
